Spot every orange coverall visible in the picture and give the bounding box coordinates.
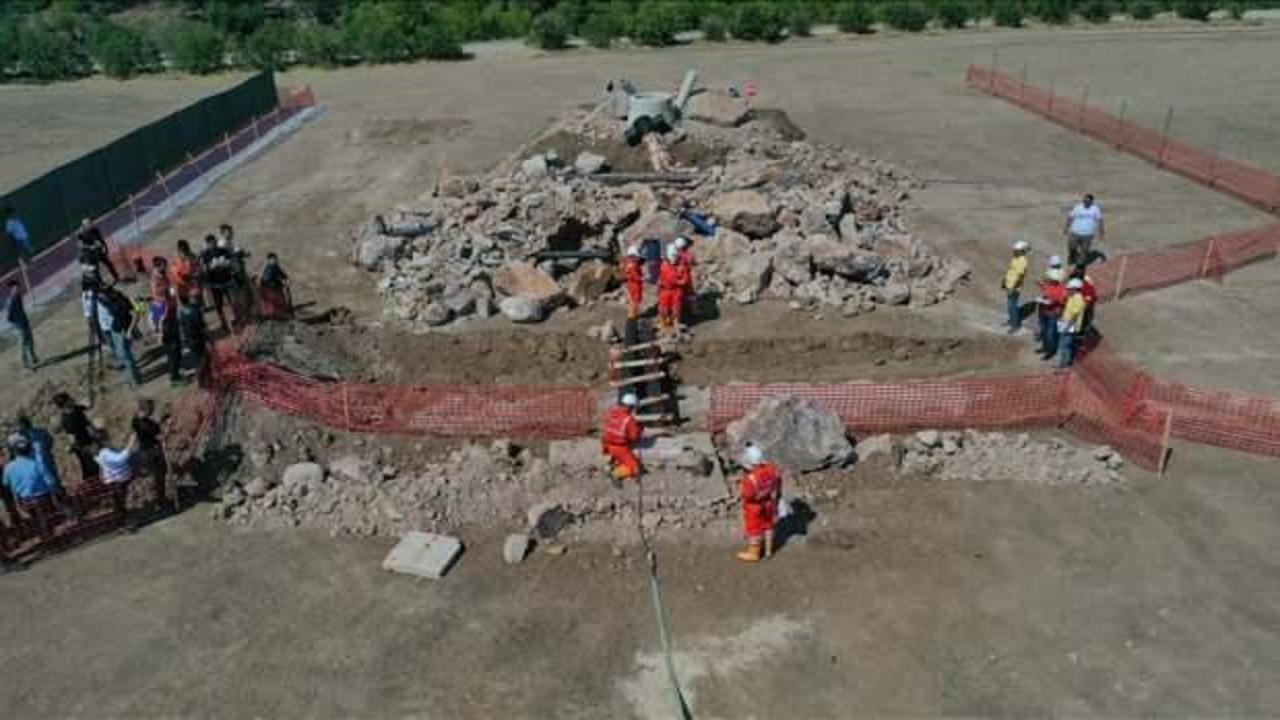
[658,260,689,327]
[741,462,782,540]
[624,256,645,318]
[601,405,643,478]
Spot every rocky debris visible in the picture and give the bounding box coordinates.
[503,533,532,564]
[499,296,545,323]
[856,434,894,463]
[383,531,462,579]
[574,152,608,175]
[724,395,855,474]
[898,430,1126,485]
[687,91,752,128]
[363,90,968,329]
[527,501,569,539]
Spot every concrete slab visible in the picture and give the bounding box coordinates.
[382,532,463,579]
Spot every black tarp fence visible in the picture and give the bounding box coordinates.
[1,71,277,274]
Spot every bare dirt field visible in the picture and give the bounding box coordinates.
[1,26,1278,718]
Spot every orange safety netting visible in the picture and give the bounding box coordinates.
[966,66,1280,214]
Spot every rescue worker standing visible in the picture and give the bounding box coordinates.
[1036,268,1066,360]
[674,236,696,321]
[602,393,643,484]
[1071,264,1098,335]
[657,244,688,330]
[623,245,645,320]
[737,444,782,563]
[1057,278,1087,368]
[1002,240,1029,333]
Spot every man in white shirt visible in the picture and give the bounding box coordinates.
[1062,193,1104,267]
[96,433,137,530]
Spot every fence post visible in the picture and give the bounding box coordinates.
[155,171,171,200]
[1200,236,1218,278]
[342,383,352,432]
[1019,63,1028,104]
[1158,107,1174,166]
[1112,255,1128,302]
[1077,85,1089,133]
[1116,100,1127,149]
[252,114,261,142]
[1158,410,1174,476]
[989,49,998,93]
[222,131,233,160]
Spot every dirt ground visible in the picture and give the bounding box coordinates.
[1,25,1278,718]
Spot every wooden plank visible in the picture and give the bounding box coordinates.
[610,357,665,370]
[635,414,674,424]
[610,371,667,388]
[634,394,671,407]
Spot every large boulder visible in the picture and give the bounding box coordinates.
[574,152,609,175]
[810,237,886,282]
[353,234,407,272]
[771,235,813,285]
[521,155,550,178]
[708,190,780,239]
[493,261,563,304]
[499,296,545,323]
[724,396,855,474]
[565,262,615,305]
[687,91,752,128]
[728,252,772,301]
[420,301,453,326]
[282,462,325,489]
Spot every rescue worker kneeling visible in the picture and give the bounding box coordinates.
[737,444,783,563]
[602,393,643,483]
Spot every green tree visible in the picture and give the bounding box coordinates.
[415,23,465,60]
[580,11,621,48]
[730,2,787,42]
[937,0,974,28]
[527,8,570,49]
[88,20,157,78]
[239,19,294,70]
[788,4,814,36]
[1037,0,1074,24]
[163,20,225,74]
[1127,0,1158,18]
[835,1,876,32]
[342,2,415,63]
[700,13,727,40]
[629,2,679,46]
[205,0,265,37]
[1080,0,1112,22]
[993,0,1026,26]
[1174,0,1214,21]
[1,14,24,72]
[295,22,346,66]
[19,21,90,80]
[881,1,931,31]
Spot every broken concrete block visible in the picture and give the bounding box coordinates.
[498,296,545,323]
[725,395,854,474]
[382,531,463,579]
[574,152,608,175]
[809,237,886,282]
[493,261,562,304]
[504,533,532,565]
[709,190,780,238]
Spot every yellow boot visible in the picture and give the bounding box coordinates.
[736,542,762,563]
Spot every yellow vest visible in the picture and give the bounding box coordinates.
[1062,293,1087,332]
[1003,255,1028,290]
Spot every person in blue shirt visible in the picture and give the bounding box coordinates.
[3,435,55,540]
[4,207,33,259]
[15,414,76,520]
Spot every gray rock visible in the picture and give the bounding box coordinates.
[503,533,532,565]
[876,282,911,305]
[527,502,569,539]
[1092,446,1115,461]
[729,253,772,298]
[328,456,371,483]
[521,155,549,178]
[857,434,894,462]
[708,190,780,238]
[772,237,813,285]
[441,287,476,317]
[941,437,960,455]
[810,238,886,282]
[420,301,453,326]
[245,477,269,499]
[725,395,855,474]
[837,214,859,243]
[282,462,325,490]
[1106,454,1124,471]
[915,430,941,449]
[499,296,545,323]
[574,152,609,175]
[355,235,407,271]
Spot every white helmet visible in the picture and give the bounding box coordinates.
[665,244,679,261]
[1046,268,1064,282]
[1013,240,1029,252]
[620,393,638,407]
[1067,278,1084,290]
[741,444,763,468]
[674,236,689,249]
[1049,255,1063,268]
[626,245,641,258]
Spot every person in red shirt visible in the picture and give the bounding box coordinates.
[674,236,696,320]
[601,393,643,484]
[623,245,645,319]
[1036,268,1067,360]
[170,239,200,303]
[657,244,689,330]
[737,444,783,562]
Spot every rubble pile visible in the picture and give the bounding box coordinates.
[217,438,736,539]
[353,97,970,329]
[872,430,1127,485]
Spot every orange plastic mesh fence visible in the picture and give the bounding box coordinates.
[208,347,596,440]
[966,66,1280,213]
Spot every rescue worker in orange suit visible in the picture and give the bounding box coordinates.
[657,244,689,329]
[737,444,783,562]
[602,393,643,484]
[674,236,696,321]
[623,245,645,319]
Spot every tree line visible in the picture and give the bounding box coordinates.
[0,0,1272,82]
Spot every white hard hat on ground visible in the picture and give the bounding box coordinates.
[626,245,641,258]
[741,444,763,468]
[1049,255,1063,268]
[1067,278,1084,290]
[1013,240,1029,252]
[675,236,689,249]
[620,393,638,407]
